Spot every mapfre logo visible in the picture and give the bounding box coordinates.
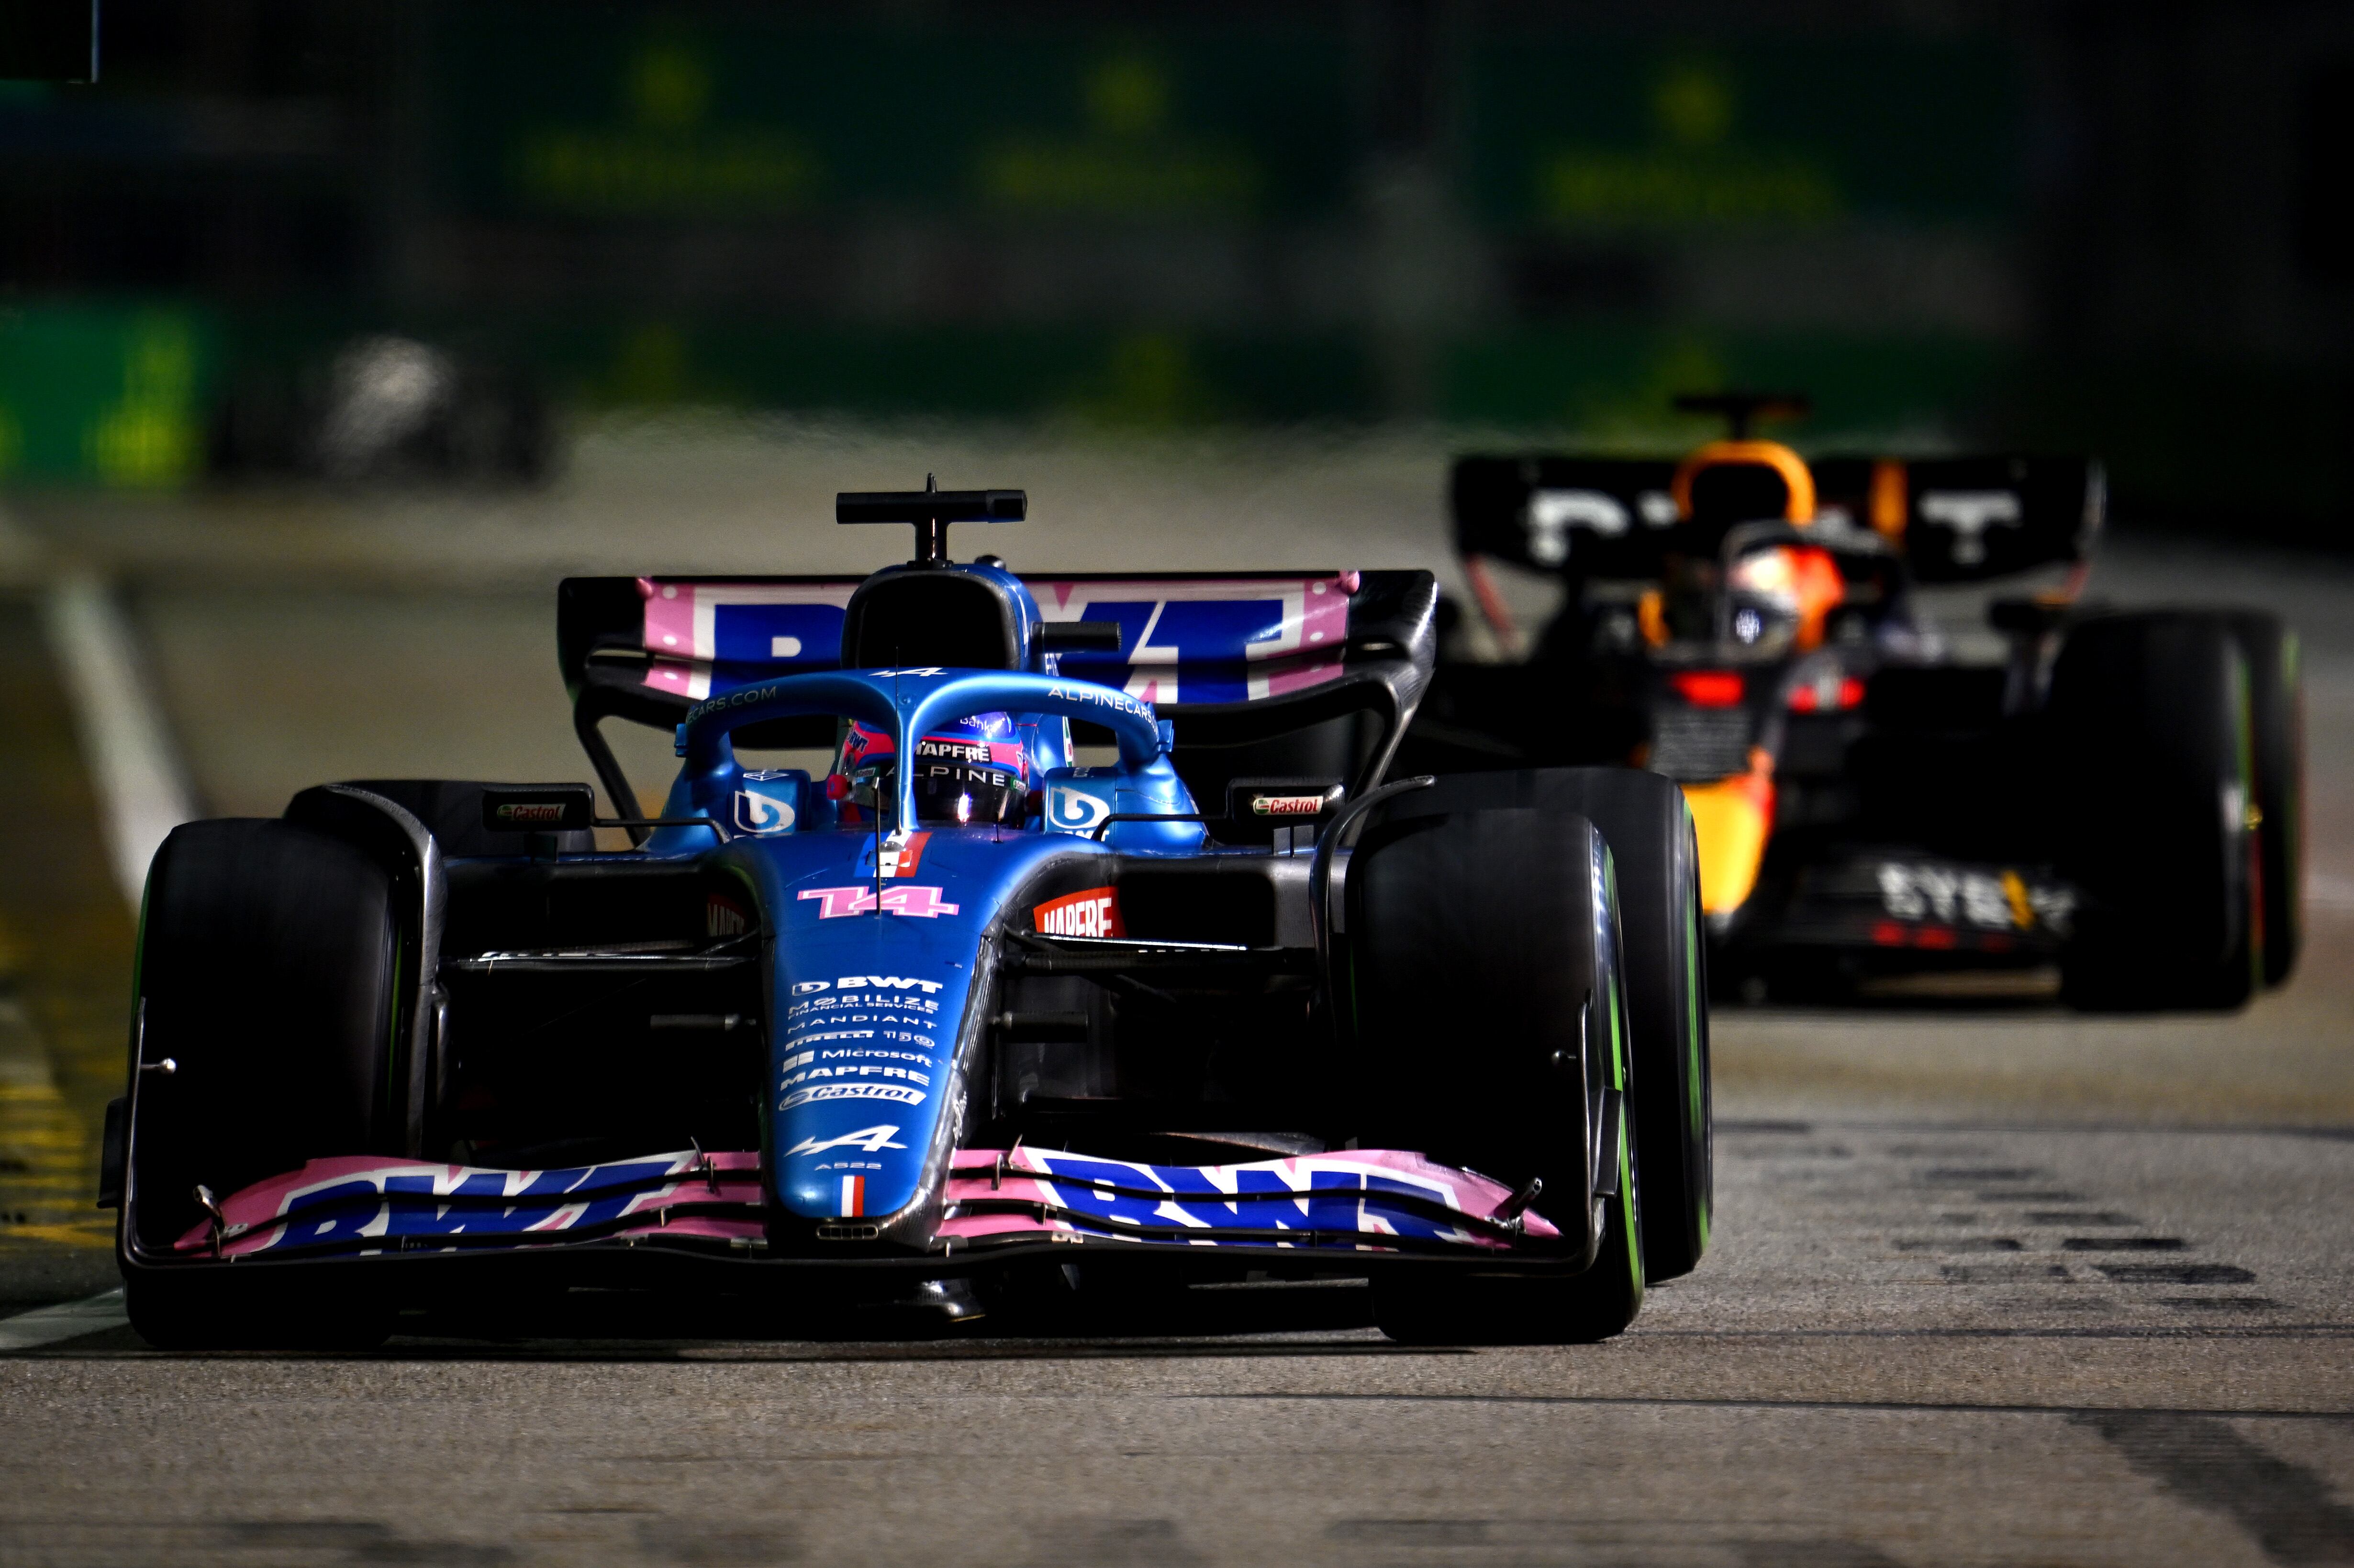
[1035,886,1123,938]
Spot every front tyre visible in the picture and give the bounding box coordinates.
[1348,803,1644,1344]
[125,818,403,1349]
[1372,1092,1643,1346]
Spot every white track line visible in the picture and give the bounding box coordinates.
[41,572,197,909]
[0,1288,128,1350]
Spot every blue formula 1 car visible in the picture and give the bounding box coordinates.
[102,485,1711,1348]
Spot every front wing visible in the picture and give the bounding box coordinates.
[163,1147,1566,1268]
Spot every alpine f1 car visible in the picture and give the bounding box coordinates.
[1401,393,2302,1010]
[102,484,1712,1349]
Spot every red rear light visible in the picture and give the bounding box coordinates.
[1670,671,1745,707]
[1786,674,1867,713]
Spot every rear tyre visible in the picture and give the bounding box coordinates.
[2220,613,2301,987]
[2051,614,2259,1011]
[1349,804,1644,1344]
[125,819,404,1349]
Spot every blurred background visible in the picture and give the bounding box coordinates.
[0,0,2350,1335]
[0,0,2347,533]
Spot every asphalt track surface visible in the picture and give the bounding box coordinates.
[1,422,2350,1567]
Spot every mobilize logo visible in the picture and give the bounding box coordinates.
[493,802,568,825]
[797,885,959,919]
[791,975,947,996]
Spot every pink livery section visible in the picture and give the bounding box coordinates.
[626,573,1358,706]
[939,1147,1562,1252]
[174,1146,1560,1260]
[173,1150,769,1258]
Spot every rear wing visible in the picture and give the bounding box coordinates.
[1810,456,2104,583]
[1451,453,2105,584]
[558,570,1438,814]
[1451,456,1681,579]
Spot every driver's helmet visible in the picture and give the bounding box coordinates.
[837,711,1030,825]
[1724,542,1845,655]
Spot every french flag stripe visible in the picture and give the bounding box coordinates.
[840,1175,864,1217]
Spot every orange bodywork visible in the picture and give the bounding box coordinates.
[1869,458,1908,543]
[1672,440,1818,523]
[1680,748,1775,915]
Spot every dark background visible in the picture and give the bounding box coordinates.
[2,0,2350,541]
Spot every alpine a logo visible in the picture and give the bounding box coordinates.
[1035,886,1123,938]
[782,1124,908,1158]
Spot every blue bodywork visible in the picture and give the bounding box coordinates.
[634,564,1215,1237]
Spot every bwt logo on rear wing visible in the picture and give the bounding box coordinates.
[561,572,1390,709]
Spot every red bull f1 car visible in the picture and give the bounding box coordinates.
[102,484,1712,1348]
[1401,394,2302,1010]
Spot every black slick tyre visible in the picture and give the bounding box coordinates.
[1348,803,1644,1344]
[124,818,404,1349]
[1523,771,1709,1281]
[1357,768,1710,1281]
[2050,613,2260,1011]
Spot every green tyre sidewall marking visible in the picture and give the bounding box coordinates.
[1684,859,1707,1253]
[1616,969,1642,1302]
[2283,631,2302,911]
[1604,846,1642,1303]
[2235,660,2260,994]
